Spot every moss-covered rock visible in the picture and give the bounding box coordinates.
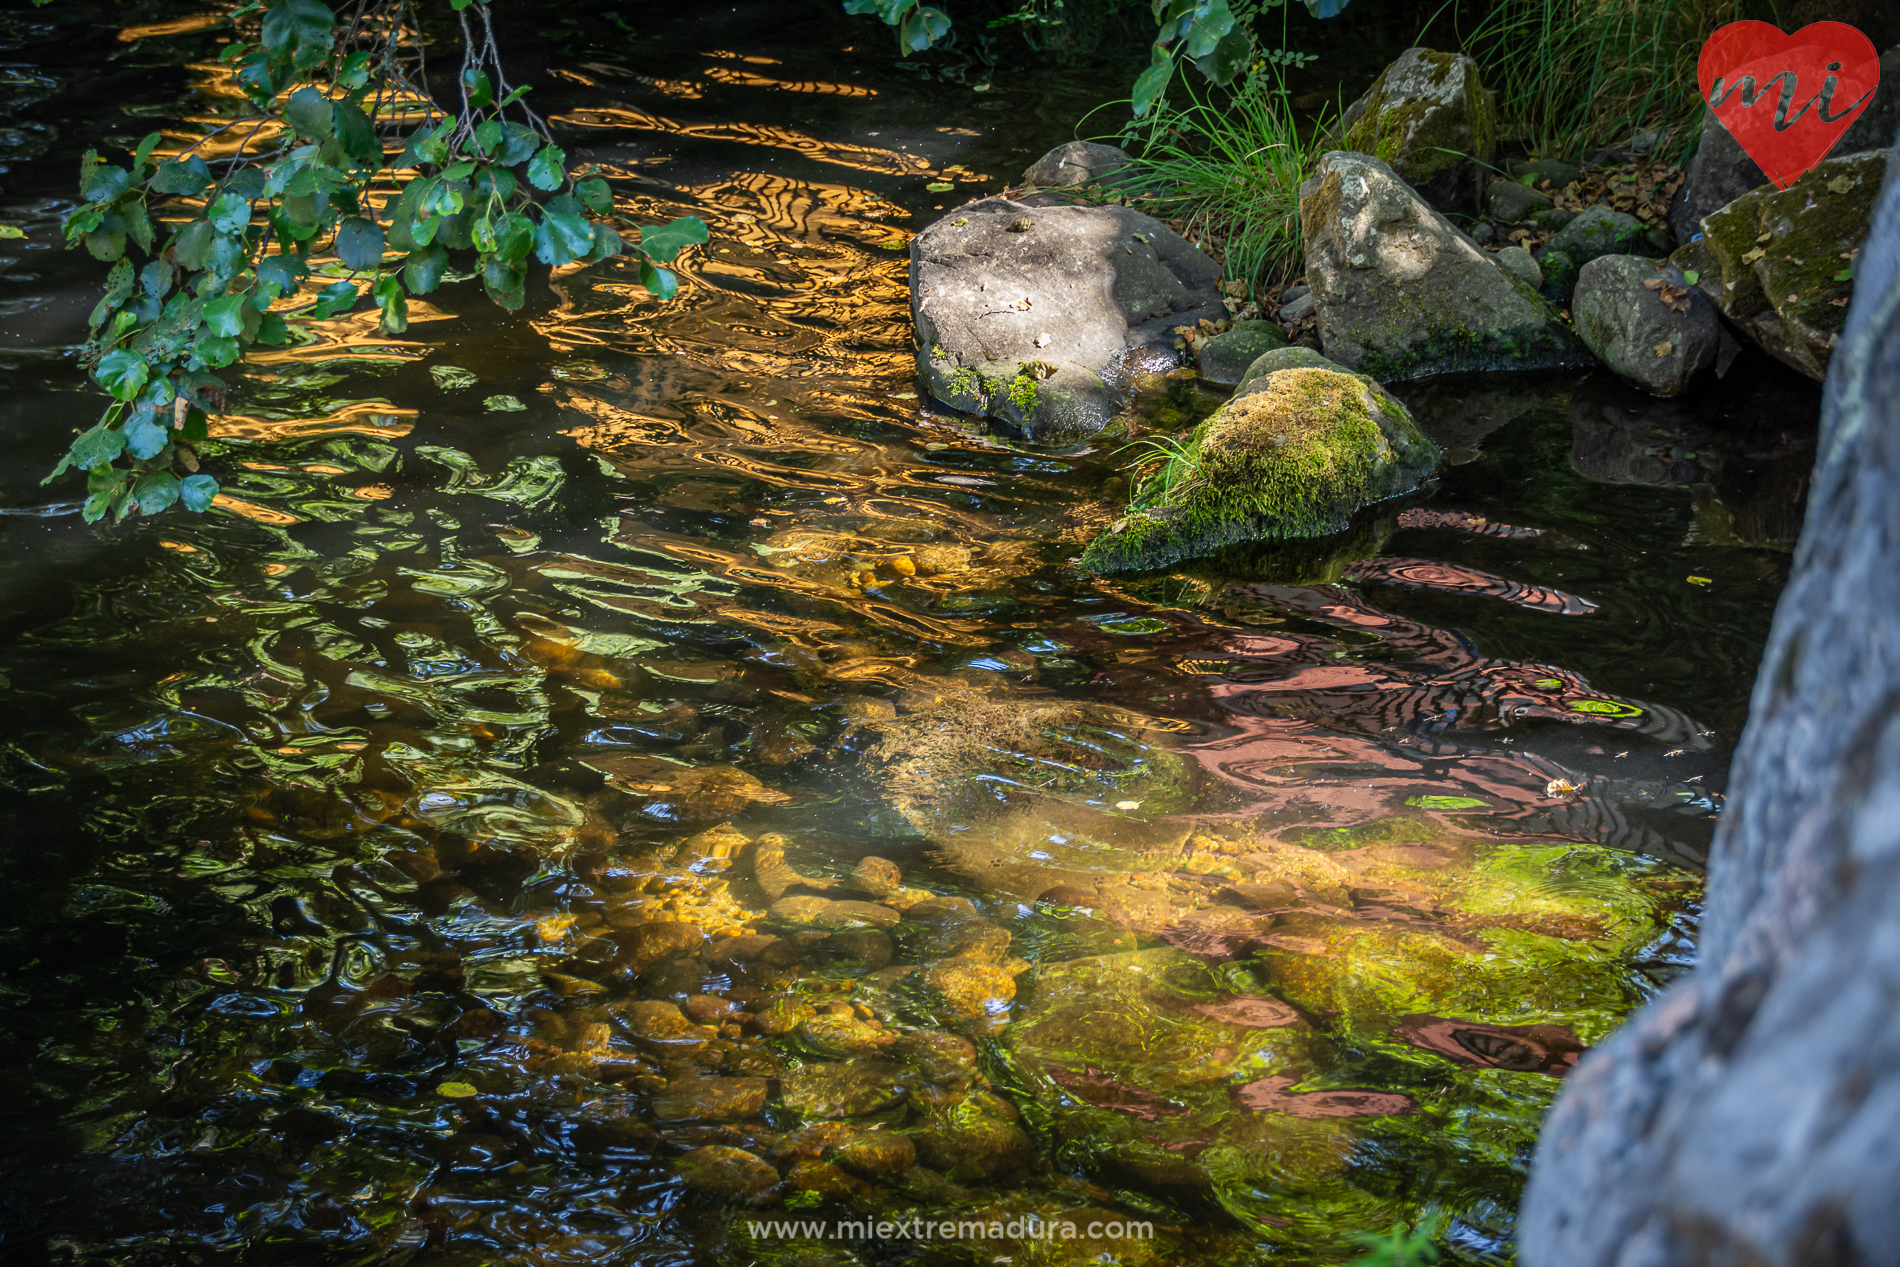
[1193,320,1288,386]
[1232,345,1341,394]
[1301,152,1591,380]
[1671,148,1891,382]
[1080,362,1438,573]
[1547,206,1645,267]
[1339,48,1496,214]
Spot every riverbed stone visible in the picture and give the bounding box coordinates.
[1547,205,1645,267]
[1670,148,1892,382]
[911,197,1224,440]
[676,1145,780,1200]
[1519,138,1900,1267]
[1488,179,1553,222]
[1194,320,1289,386]
[909,1104,1035,1180]
[824,1129,916,1177]
[769,895,900,930]
[1572,255,1720,396]
[651,1075,769,1121]
[1080,360,1439,573]
[1339,48,1497,214]
[1300,151,1589,380]
[779,1060,912,1118]
[922,958,1017,1033]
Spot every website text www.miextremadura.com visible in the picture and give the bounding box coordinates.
[744,1216,1157,1243]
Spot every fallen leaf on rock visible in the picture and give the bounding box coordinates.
[1742,247,1767,264]
[1653,341,1674,357]
[1686,576,1713,586]
[1787,292,1800,303]
[1827,174,1857,194]
[437,1082,478,1098]
[1831,297,1850,307]
[925,182,954,192]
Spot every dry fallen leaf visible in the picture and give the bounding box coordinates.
[1831,297,1851,307]
[1642,278,1665,290]
[1827,174,1856,194]
[1653,341,1674,357]
[1742,247,1767,264]
[1788,292,1800,303]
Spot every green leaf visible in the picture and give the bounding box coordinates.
[584,224,624,263]
[207,232,245,280]
[1183,0,1233,57]
[82,466,130,523]
[0,225,23,240]
[140,259,173,298]
[257,253,308,294]
[332,100,379,166]
[474,119,504,156]
[403,242,448,294]
[134,132,163,168]
[575,177,613,216]
[1682,269,1700,285]
[85,222,127,262]
[203,294,249,337]
[494,211,534,262]
[102,258,136,307]
[925,181,954,192]
[123,406,170,459]
[483,394,526,412]
[374,274,407,333]
[527,144,565,192]
[286,85,334,138]
[463,68,494,110]
[45,422,127,483]
[1191,25,1251,85]
[482,258,525,309]
[334,216,385,270]
[634,215,709,264]
[96,349,149,401]
[260,0,335,71]
[1132,50,1175,117]
[534,209,594,265]
[123,202,154,254]
[80,159,131,203]
[255,311,290,345]
[180,473,219,512]
[638,260,678,301]
[898,5,950,51]
[131,470,182,516]
[196,334,241,367]
[208,191,252,234]
[309,280,358,318]
[437,1081,478,1098]
[498,123,541,165]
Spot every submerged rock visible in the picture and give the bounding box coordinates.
[1671,149,1892,382]
[676,1145,780,1200]
[1300,151,1589,380]
[1572,255,1720,396]
[910,197,1224,440]
[779,1060,911,1118]
[1339,48,1496,214]
[652,1075,770,1121]
[1080,359,1439,573]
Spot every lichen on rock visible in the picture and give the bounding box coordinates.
[1339,48,1497,214]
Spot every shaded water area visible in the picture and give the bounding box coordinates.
[0,2,1825,1263]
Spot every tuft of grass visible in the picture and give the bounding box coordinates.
[1423,0,1754,162]
[1117,432,1204,510]
[1119,73,1335,289]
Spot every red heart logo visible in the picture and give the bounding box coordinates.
[1699,21,1881,189]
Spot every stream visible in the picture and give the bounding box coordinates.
[0,2,1824,1263]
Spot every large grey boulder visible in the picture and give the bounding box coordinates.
[1519,123,1900,1267]
[1670,149,1893,383]
[1572,255,1720,396]
[1339,48,1497,214]
[1668,46,1900,244]
[910,197,1223,440]
[1300,151,1591,381]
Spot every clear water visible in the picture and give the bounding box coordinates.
[0,3,1821,1264]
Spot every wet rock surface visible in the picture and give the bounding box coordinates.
[909,197,1223,440]
[1301,151,1591,381]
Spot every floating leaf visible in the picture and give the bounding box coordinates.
[437,1081,479,1098]
[0,225,24,240]
[1567,699,1644,717]
[1406,794,1491,810]
[925,181,954,192]
[1686,575,1713,587]
[484,394,527,412]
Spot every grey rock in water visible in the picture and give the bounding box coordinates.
[1020,140,1138,192]
[1520,118,1900,1267]
[1670,148,1893,383]
[1547,205,1646,267]
[1194,320,1288,386]
[910,197,1223,440]
[1339,48,1497,214]
[1571,255,1718,396]
[1493,245,1542,289]
[1487,179,1554,223]
[1299,151,1589,381]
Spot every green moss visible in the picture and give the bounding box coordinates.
[1339,51,1494,191]
[946,366,990,406]
[1004,372,1039,415]
[1081,367,1438,573]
